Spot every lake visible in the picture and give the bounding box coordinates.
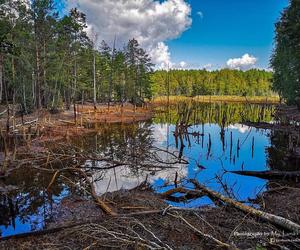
[0,102,283,237]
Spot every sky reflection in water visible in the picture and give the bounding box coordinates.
[0,103,274,236]
[151,122,271,207]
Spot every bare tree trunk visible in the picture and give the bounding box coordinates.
[23,80,27,114]
[35,42,41,109]
[191,180,300,233]
[3,67,9,133]
[92,33,98,110]
[32,71,36,107]
[93,50,97,110]
[11,57,15,119]
[108,36,116,111]
[0,53,3,104]
[42,40,47,107]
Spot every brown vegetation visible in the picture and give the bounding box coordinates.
[1,182,300,249]
[0,103,152,147]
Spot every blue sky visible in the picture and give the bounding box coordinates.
[61,0,289,70]
[168,0,289,69]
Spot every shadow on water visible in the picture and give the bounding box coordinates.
[1,101,298,237]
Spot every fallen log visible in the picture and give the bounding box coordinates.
[230,170,300,181]
[190,180,300,233]
[160,187,205,202]
[9,118,38,129]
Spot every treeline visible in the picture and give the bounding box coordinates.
[154,103,274,126]
[151,69,274,97]
[0,0,152,112]
[271,0,300,105]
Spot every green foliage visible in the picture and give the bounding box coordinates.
[271,0,300,105]
[153,102,274,126]
[0,0,153,110]
[151,69,274,97]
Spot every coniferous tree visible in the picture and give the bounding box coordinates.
[271,0,300,105]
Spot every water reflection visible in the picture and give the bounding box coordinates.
[0,167,71,237]
[72,123,188,193]
[0,102,282,237]
[77,103,275,205]
[152,103,274,206]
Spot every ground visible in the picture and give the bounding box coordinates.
[1,101,300,249]
[1,185,299,249]
[0,103,152,150]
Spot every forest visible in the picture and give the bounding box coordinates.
[1,1,300,249]
[151,69,274,97]
[0,0,278,115]
[271,0,300,105]
[0,0,153,112]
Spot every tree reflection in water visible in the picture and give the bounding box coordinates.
[2,102,295,238]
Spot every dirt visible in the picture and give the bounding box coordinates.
[1,184,300,250]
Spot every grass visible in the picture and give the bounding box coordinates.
[152,95,280,104]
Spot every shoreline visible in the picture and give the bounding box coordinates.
[0,103,153,145]
[152,95,280,104]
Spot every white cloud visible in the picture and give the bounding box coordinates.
[226,54,258,70]
[228,124,251,134]
[67,0,192,69]
[179,61,187,68]
[149,42,172,69]
[197,11,204,19]
[203,63,213,70]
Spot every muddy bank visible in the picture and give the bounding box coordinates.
[0,103,152,160]
[1,184,299,250]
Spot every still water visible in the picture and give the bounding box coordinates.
[0,102,282,237]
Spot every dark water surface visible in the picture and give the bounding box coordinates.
[1,102,290,237]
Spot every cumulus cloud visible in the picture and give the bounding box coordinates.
[226,54,258,70]
[67,0,192,69]
[149,42,172,69]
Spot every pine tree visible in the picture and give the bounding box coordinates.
[271,0,300,105]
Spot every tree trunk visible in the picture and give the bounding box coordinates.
[35,42,41,109]
[108,37,116,111]
[42,40,47,107]
[191,180,300,233]
[32,70,36,107]
[23,81,27,114]
[0,53,3,104]
[93,50,97,110]
[230,170,300,181]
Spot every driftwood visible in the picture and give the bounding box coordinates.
[190,180,300,233]
[230,170,300,181]
[46,167,117,216]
